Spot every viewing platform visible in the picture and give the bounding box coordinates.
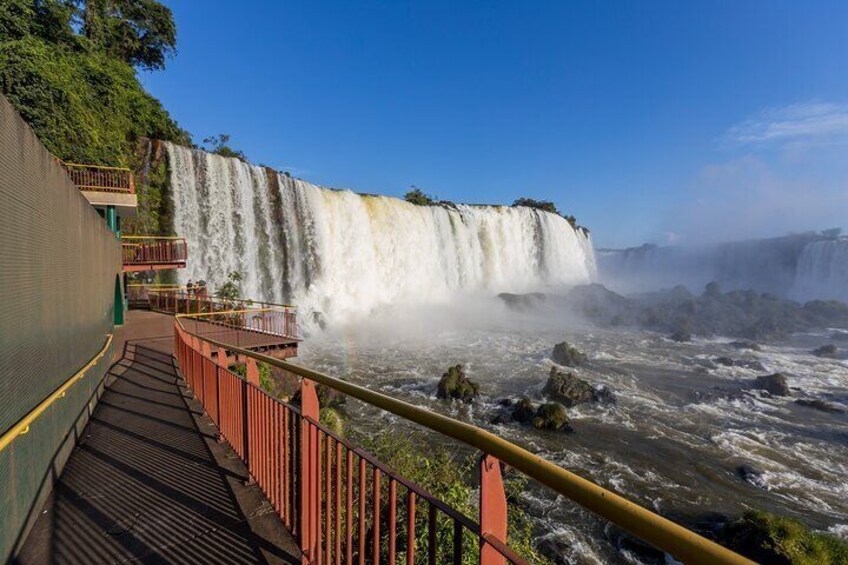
[62,162,138,218]
[122,236,188,272]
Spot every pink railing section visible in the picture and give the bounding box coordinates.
[63,162,135,193]
[174,322,524,564]
[121,237,188,267]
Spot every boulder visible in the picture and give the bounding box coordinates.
[511,397,536,423]
[729,341,762,351]
[795,399,845,413]
[735,464,767,489]
[753,373,790,396]
[497,292,546,311]
[715,357,735,367]
[436,364,479,403]
[543,367,615,407]
[670,329,692,342]
[551,341,587,367]
[531,403,571,431]
[812,344,838,358]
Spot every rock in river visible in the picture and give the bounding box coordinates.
[551,341,587,367]
[753,373,790,396]
[436,364,479,403]
[543,367,615,407]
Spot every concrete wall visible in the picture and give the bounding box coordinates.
[0,93,122,560]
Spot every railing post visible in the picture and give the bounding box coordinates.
[246,357,260,386]
[300,378,320,563]
[480,454,508,565]
[241,362,251,482]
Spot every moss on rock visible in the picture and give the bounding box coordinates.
[721,510,848,565]
[436,364,479,403]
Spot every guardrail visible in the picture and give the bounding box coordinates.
[62,162,135,194]
[149,289,298,341]
[173,312,753,565]
[121,236,187,268]
[126,284,186,304]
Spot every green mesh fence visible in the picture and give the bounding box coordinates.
[0,93,122,560]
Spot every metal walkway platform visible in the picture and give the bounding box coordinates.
[15,311,300,564]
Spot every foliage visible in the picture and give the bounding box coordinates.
[0,0,188,166]
[215,271,243,301]
[512,198,588,233]
[230,360,273,392]
[124,154,172,234]
[201,133,247,161]
[512,197,559,215]
[404,186,436,206]
[75,0,177,71]
[721,510,848,565]
[358,430,553,564]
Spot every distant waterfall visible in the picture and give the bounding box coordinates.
[598,235,848,302]
[165,142,596,321]
[790,238,848,302]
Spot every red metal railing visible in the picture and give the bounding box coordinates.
[149,290,299,341]
[122,237,188,267]
[63,162,135,193]
[174,322,523,564]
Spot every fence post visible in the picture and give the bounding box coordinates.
[241,356,252,483]
[480,454,508,565]
[300,379,320,563]
[246,357,260,386]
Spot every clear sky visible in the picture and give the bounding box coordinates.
[142,1,848,248]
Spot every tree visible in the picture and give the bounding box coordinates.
[201,134,248,161]
[76,0,177,70]
[404,186,436,206]
[0,0,188,165]
[215,271,243,301]
[511,197,559,215]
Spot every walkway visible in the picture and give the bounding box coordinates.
[16,311,300,564]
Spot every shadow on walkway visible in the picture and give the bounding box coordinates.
[16,318,299,565]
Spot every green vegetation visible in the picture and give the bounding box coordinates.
[511,198,588,233]
[230,360,273,392]
[0,0,189,165]
[359,430,553,564]
[215,271,243,301]
[404,186,436,206]
[721,510,848,565]
[512,197,559,215]
[202,133,247,161]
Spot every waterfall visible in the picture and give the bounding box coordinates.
[165,142,596,321]
[791,238,848,302]
[598,234,848,302]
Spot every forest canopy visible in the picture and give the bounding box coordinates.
[0,0,189,165]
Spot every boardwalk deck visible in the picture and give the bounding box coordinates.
[16,311,300,564]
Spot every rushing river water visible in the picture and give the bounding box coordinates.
[292,297,848,563]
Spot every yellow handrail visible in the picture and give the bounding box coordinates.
[0,334,113,453]
[175,315,752,565]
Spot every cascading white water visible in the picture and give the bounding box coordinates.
[598,234,848,302]
[165,142,596,321]
[791,238,848,302]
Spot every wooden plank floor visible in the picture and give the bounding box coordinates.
[16,311,300,564]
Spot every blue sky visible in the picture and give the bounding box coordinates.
[142,1,848,248]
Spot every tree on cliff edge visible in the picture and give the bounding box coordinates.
[0,0,189,164]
